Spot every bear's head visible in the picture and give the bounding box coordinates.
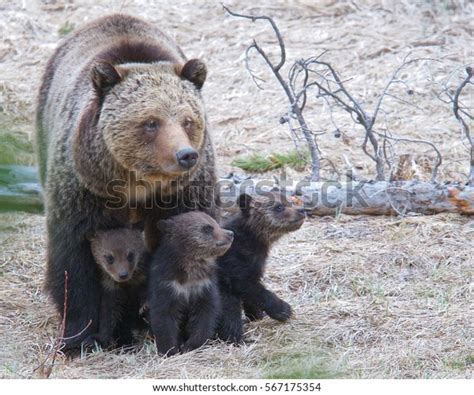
[88,228,147,283]
[156,211,234,260]
[75,58,208,196]
[237,192,306,242]
[95,59,206,177]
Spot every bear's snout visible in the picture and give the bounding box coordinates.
[176,148,199,169]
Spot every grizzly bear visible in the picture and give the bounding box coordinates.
[86,228,148,347]
[36,14,218,349]
[216,192,305,344]
[147,212,233,356]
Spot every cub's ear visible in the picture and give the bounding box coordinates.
[180,59,207,89]
[85,230,97,242]
[156,219,169,233]
[91,61,125,93]
[237,193,252,213]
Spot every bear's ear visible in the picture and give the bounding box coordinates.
[156,219,169,233]
[180,59,207,89]
[91,61,125,93]
[85,230,97,242]
[237,193,252,214]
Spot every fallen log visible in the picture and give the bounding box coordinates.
[295,180,474,216]
[0,165,43,213]
[1,166,473,216]
[219,176,474,216]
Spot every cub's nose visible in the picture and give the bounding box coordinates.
[297,208,306,216]
[224,230,234,242]
[118,271,129,280]
[176,148,199,169]
[217,230,234,246]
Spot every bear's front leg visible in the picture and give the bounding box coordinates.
[242,282,293,323]
[87,287,124,348]
[243,301,264,322]
[148,287,180,356]
[182,287,220,352]
[216,290,244,344]
[45,224,101,350]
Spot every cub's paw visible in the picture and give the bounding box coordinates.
[216,323,244,345]
[265,298,293,322]
[81,335,102,350]
[243,303,264,322]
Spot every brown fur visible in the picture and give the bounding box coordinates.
[86,228,148,347]
[148,212,233,355]
[216,192,306,344]
[89,228,147,286]
[36,14,218,349]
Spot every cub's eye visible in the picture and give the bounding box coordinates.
[127,252,135,263]
[183,117,194,129]
[143,119,159,133]
[201,224,214,235]
[105,255,114,265]
[274,204,285,213]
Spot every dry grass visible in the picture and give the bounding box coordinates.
[1,213,472,378]
[0,0,473,379]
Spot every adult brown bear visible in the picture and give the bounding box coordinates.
[36,14,218,349]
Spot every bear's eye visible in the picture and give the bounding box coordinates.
[183,117,194,130]
[274,204,285,213]
[201,224,214,235]
[127,252,135,263]
[105,254,114,265]
[143,119,160,133]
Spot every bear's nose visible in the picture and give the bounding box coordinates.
[217,230,234,247]
[176,148,199,169]
[118,271,129,280]
[225,230,234,242]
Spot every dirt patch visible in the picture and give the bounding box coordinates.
[0,0,472,379]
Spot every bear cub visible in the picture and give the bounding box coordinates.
[148,211,233,356]
[216,192,305,344]
[87,228,148,347]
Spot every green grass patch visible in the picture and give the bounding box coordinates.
[444,355,474,370]
[58,21,75,36]
[263,351,338,379]
[232,150,308,173]
[0,115,35,166]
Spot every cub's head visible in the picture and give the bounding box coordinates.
[157,212,234,259]
[91,59,207,179]
[237,192,306,242]
[89,228,146,283]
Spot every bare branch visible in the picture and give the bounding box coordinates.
[245,44,265,89]
[223,5,321,181]
[373,131,443,182]
[33,271,69,378]
[222,4,286,71]
[452,66,473,184]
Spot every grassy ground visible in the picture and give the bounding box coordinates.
[0,0,472,379]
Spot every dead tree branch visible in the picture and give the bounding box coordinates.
[289,54,440,182]
[223,5,321,181]
[452,66,473,184]
[372,131,443,182]
[33,270,68,378]
[33,271,92,378]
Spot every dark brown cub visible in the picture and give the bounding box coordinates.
[216,192,305,344]
[87,228,148,347]
[148,211,233,356]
